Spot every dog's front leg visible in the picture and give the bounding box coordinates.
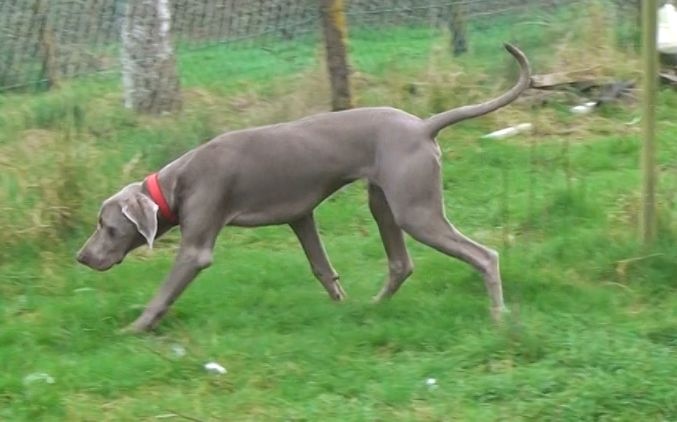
[290,214,346,301]
[126,243,214,332]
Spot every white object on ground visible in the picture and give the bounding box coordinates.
[625,116,641,126]
[23,372,55,385]
[658,2,677,54]
[73,287,96,293]
[481,123,533,140]
[425,377,438,389]
[570,101,598,115]
[171,344,186,358]
[204,362,227,374]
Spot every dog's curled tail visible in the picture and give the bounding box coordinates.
[423,43,532,138]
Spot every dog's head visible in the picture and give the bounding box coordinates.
[76,183,158,271]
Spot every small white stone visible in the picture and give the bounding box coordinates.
[171,344,186,358]
[570,101,597,115]
[23,372,55,385]
[73,287,96,293]
[625,116,640,126]
[204,362,227,374]
[425,377,437,387]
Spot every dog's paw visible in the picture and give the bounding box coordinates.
[490,305,511,323]
[118,325,145,336]
[118,320,155,335]
[371,290,390,304]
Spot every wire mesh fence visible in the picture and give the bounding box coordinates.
[0,0,641,91]
[5,0,676,282]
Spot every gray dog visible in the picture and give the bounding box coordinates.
[77,44,531,332]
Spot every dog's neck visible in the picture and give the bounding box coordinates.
[145,173,177,223]
[141,171,178,234]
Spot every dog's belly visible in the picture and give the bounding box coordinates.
[226,179,353,227]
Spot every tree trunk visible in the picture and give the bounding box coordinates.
[320,0,352,111]
[121,0,181,114]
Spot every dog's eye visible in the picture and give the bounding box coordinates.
[106,226,117,237]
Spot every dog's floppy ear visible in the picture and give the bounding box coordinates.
[122,193,159,249]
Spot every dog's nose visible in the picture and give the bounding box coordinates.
[76,251,87,265]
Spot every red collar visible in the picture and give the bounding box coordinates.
[145,173,178,224]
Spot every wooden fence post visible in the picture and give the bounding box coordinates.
[35,0,59,89]
[449,1,467,56]
[320,0,352,111]
[640,0,658,245]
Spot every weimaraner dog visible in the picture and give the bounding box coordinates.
[77,44,531,332]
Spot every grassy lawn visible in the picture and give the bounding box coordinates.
[1,11,676,422]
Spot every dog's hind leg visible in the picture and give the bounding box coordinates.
[368,183,414,302]
[403,214,505,320]
[382,151,507,320]
[290,214,346,301]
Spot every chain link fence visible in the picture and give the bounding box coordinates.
[0,0,640,91]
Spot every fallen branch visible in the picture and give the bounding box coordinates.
[531,68,600,91]
[615,253,663,283]
[530,72,636,111]
[659,71,677,85]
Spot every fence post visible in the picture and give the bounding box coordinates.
[640,0,658,245]
[449,1,467,56]
[320,0,352,111]
[35,0,59,89]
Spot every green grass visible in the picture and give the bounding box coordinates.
[1,10,676,421]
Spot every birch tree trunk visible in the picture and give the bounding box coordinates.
[121,0,181,113]
[320,0,352,111]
